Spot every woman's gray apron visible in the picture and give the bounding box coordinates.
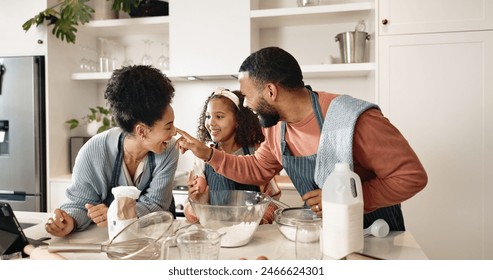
[280,90,405,230]
[205,146,260,205]
[105,132,176,217]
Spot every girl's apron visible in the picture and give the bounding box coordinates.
[205,146,260,205]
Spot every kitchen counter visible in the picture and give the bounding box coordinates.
[16,211,427,260]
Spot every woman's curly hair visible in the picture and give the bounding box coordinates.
[104,65,175,133]
[196,90,264,147]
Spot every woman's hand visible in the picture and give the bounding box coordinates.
[45,208,75,237]
[176,128,214,161]
[302,189,322,217]
[85,203,108,228]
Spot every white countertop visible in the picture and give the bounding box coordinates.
[16,211,427,260]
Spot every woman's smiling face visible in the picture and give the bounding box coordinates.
[143,105,176,154]
[205,98,237,144]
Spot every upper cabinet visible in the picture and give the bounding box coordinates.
[250,0,376,78]
[0,1,47,56]
[378,0,493,35]
[169,0,250,78]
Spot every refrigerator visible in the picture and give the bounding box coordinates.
[0,56,46,212]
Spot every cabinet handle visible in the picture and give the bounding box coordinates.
[37,39,44,45]
[382,19,389,25]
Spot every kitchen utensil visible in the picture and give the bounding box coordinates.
[364,219,390,238]
[335,21,369,63]
[295,223,322,260]
[48,238,160,260]
[48,211,175,260]
[274,207,322,241]
[172,221,197,235]
[176,229,225,260]
[161,221,200,248]
[188,190,271,247]
[254,191,290,209]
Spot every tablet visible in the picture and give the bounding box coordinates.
[0,202,47,257]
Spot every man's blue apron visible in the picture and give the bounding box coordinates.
[280,90,404,230]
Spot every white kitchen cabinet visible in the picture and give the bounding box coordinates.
[0,0,47,56]
[378,30,493,259]
[169,0,250,78]
[378,0,493,35]
[48,176,71,213]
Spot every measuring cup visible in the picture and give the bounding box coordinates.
[176,229,223,260]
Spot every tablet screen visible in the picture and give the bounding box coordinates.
[0,202,30,257]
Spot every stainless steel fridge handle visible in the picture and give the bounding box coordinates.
[0,64,5,95]
[0,190,27,202]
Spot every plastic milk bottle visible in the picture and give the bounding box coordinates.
[322,162,364,259]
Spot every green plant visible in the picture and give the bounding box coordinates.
[66,106,117,133]
[22,0,141,44]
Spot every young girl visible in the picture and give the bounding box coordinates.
[184,88,280,224]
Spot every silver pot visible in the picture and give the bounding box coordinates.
[335,31,370,63]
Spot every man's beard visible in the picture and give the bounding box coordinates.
[255,97,280,128]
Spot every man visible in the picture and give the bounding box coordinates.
[177,47,427,230]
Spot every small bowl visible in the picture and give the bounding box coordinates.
[274,207,322,241]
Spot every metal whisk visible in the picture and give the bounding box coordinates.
[48,211,175,260]
[48,237,161,260]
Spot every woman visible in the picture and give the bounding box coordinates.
[184,88,280,224]
[45,66,179,237]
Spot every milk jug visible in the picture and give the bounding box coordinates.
[321,162,363,259]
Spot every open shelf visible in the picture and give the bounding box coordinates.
[78,16,170,37]
[302,63,375,78]
[72,62,374,82]
[251,2,373,28]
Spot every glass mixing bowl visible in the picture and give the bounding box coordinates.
[274,207,322,241]
[189,190,272,247]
